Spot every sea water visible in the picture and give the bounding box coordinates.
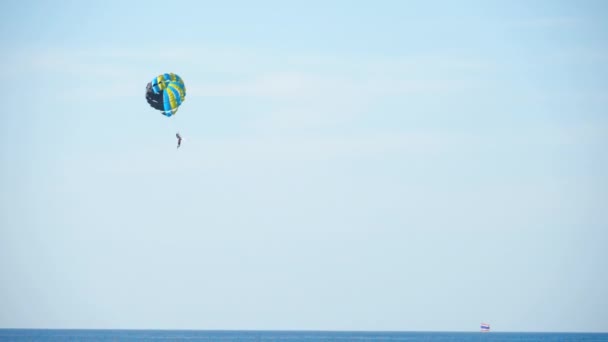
[1,330,607,341]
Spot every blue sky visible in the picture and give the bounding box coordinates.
[1,0,607,332]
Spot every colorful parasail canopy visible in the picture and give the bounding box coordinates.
[145,73,186,117]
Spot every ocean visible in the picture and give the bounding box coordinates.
[0,330,607,342]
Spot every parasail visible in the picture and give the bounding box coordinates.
[145,73,186,117]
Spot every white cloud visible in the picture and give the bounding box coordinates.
[5,45,491,130]
[175,131,450,167]
[190,71,474,99]
[13,44,488,89]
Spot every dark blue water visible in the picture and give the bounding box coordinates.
[0,330,607,341]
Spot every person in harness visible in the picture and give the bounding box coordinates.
[176,133,182,149]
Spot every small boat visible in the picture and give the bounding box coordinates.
[480,323,490,332]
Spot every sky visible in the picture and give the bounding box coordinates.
[0,0,607,333]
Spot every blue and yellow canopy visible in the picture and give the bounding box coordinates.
[145,73,186,117]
